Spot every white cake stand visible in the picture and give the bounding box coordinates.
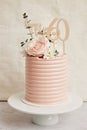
[8,92,82,126]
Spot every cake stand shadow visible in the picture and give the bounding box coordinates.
[8,92,82,126]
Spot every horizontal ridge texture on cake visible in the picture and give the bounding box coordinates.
[25,55,68,104]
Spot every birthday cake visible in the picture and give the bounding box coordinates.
[20,13,69,105]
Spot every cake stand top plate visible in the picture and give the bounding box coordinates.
[8,92,82,115]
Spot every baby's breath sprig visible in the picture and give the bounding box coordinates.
[23,12,34,41]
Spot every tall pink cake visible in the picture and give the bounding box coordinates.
[20,13,69,105]
[25,55,67,104]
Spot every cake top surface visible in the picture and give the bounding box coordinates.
[20,13,69,59]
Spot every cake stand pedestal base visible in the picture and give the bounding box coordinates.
[8,92,82,126]
[32,115,59,126]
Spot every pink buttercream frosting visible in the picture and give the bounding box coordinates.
[25,55,68,104]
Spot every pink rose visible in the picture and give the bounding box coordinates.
[27,38,45,57]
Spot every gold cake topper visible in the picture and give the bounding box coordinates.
[23,13,69,55]
[45,18,69,54]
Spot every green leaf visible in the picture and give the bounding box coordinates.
[25,39,28,42]
[20,42,25,47]
[23,13,28,18]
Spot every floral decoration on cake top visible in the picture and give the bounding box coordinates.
[20,13,69,59]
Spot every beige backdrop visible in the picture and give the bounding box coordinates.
[0,0,87,100]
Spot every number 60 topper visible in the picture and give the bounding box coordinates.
[45,18,70,54]
[23,14,69,55]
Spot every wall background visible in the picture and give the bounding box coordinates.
[0,0,87,100]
